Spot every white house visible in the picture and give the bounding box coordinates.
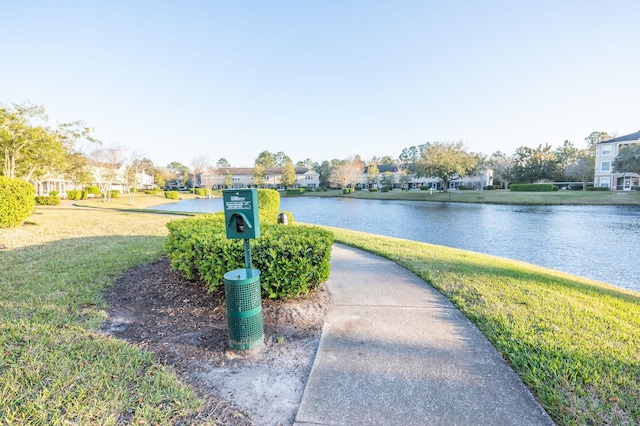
[200,167,320,190]
[594,130,640,190]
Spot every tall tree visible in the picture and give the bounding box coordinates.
[253,164,265,187]
[223,171,234,188]
[216,158,231,168]
[511,144,560,183]
[90,145,125,201]
[612,144,640,176]
[191,155,210,188]
[281,160,297,188]
[255,150,276,168]
[415,142,478,191]
[565,156,595,190]
[585,131,611,153]
[313,160,334,188]
[367,163,380,188]
[329,159,363,192]
[555,140,584,177]
[488,151,514,189]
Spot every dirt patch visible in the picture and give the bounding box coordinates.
[100,257,331,425]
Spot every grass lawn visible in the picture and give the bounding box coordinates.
[292,188,640,205]
[0,207,206,424]
[2,204,639,425]
[324,226,640,425]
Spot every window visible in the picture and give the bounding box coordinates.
[601,147,611,155]
[601,162,611,172]
[600,177,610,188]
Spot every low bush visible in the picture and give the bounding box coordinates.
[164,191,179,200]
[484,185,496,190]
[458,185,470,190]
[165,214,333,299]
[195,188,210,196]
[368,187,379,192]
[49,190,59,196]
[286,188,305,195]
[380,186,389,192]
[419,186,429,190]
[510,184,555,192]
[85,185,101,195]
[343,188,352,194]
[35,195,61,206]
[586,186,610,191]
[66,189,78,200]
[0,177,35,227]
[110,190,120,198]
[257,188,280,210]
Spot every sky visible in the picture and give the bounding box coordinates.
[2,0,639,168]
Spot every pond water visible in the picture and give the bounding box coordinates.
[150,197,640,293]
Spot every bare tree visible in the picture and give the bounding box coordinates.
[329,159,363,193]
[90,145,125,201]
[191,155,210,189]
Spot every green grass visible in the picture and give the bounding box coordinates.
[2,205,639,424]
[324,226,640,425]
[0,208,206,424]
[295,188,640,205]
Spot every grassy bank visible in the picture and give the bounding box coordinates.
[293,188,640,205]
[0,208,206,424]
[325,226,640,425]
[2,206,639,424]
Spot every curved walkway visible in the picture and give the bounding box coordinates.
[295,244,554,426]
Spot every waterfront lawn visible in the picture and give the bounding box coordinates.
[299,188,640,205]
[326,226,640,426]
[0,208,205,424]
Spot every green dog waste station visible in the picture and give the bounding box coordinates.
[222,188,264,350]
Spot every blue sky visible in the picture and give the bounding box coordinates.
[2,1,639,168]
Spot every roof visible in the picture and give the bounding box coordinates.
[600,130,640,144]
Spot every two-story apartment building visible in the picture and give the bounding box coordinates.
[594,130,640,190]
[201,167,320,190]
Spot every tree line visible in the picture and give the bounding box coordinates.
[3,101,640,194]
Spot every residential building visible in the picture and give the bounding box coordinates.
[201,167,320,190]
[594,130,640,190]
[31,159,155,196]
[362,165,493,190]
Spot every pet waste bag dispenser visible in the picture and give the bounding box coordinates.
[222,188,263,350]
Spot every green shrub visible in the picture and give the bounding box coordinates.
[49,190,59,196]
[257,188,280,211]
[85,185,101,195]
[380,186,389,192]
[510,184,555,192]
[110,190,120,198]
[164,191,179,200]
[0,177,35,228]
[458,185,470,190]
[586,186,610,191]
[34,195,61,206]
[286,188,305,195]
[195,188,210,196]
[66,189,78,200]
[343,188,352,194]
[485,185,496,190]
[368,187,379,192]
[165,214,333,299]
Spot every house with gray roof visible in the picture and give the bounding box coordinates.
[594,130,640,190]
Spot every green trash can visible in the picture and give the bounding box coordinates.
[224,268,264,350]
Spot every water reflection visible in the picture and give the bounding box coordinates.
[150,197,640,292]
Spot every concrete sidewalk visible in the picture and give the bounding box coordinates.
[294,244,554,426]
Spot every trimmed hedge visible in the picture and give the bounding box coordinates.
[165,214,333,299]
[35,196,61,206]
[164,191,179,200]
[286,188,306,195]
[85,185,101,195]
[510,184,556,192]
[586,187,610,191]
[195,188,210,196]
[0,177,35,228]
[257,188,280,211]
